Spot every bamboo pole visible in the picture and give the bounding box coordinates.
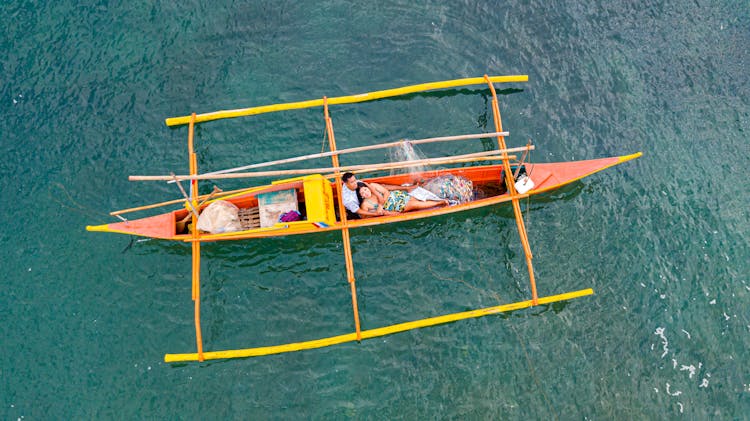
[324,97,362,341]
[324,155,517,179]
[129,146,534,182]
[165,75,528,126]
[172,174,199,220]
[187,113,205,362]
[198,131,508,178]
[164,288,595,362]
[484,75,538,305]
[110,156,516,217]
[192,241,203,362]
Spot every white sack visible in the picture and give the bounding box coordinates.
[196,200,242,234]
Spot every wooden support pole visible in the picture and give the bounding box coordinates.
[129,146,533,182]
[324,97,362,341]
[321,155,517,179]
[111,156,515,217]
[199,131,508,178]
[187,113,205,361]
[192,241,203,362]
[484,75,539,305]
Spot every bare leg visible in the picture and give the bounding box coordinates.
[403,197,449,212]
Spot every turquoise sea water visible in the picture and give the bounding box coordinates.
[2,1,748,418]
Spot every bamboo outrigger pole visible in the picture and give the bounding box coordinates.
[187,113,205,361]
[324,97,362,341]
[129,146,534,182]
[165,75,528,126]
[198,131,508,178]
[484,75,539,305]
[323,155,517,179]
[112,155,516,217]
[164,288,594,362]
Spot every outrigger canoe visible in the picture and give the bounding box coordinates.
[87,75,641,362]
[87,156,640,241]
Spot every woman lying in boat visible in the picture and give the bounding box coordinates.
[342,172,415,219]
[356,183,449,218]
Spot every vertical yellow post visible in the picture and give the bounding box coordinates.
[324,97,362,341]
[484,75,539,305]
[188,113,205,361]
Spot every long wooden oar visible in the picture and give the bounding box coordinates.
[324,155,517,179]
[111,156,516,217]
[129,146,534,182]
[111,185,272,216]
[196,131,508,179]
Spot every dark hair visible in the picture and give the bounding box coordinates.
[342,172,355,183]
[355,182,367,202]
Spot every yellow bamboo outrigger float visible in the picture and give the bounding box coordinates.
[88,75,642,362]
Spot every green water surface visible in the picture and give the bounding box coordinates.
[1,1,748,418]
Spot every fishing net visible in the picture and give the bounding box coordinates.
[389,141,426,176]
[422,175,473,204]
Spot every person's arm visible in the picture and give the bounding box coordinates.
[364,183,401,215]
[357,200,385,218]
[365,182,388,202]
[357,206,385,218]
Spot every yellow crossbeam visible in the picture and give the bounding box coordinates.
[165,75,528,126]
[164,288,594,362]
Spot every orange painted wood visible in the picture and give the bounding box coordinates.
[484,75,538,305]
[324,97,362,341]
[99,157,628,241]
[187,113,204,361]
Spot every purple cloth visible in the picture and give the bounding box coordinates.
[279,210,302,222]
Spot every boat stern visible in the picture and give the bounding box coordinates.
[86,211,178,240]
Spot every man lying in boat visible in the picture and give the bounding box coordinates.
[355,180,450,218]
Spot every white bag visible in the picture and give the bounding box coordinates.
[514,175,535,194]
[408,186,443,202]
[196,200,242,233]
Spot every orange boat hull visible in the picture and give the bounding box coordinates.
[87,153,641,241]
